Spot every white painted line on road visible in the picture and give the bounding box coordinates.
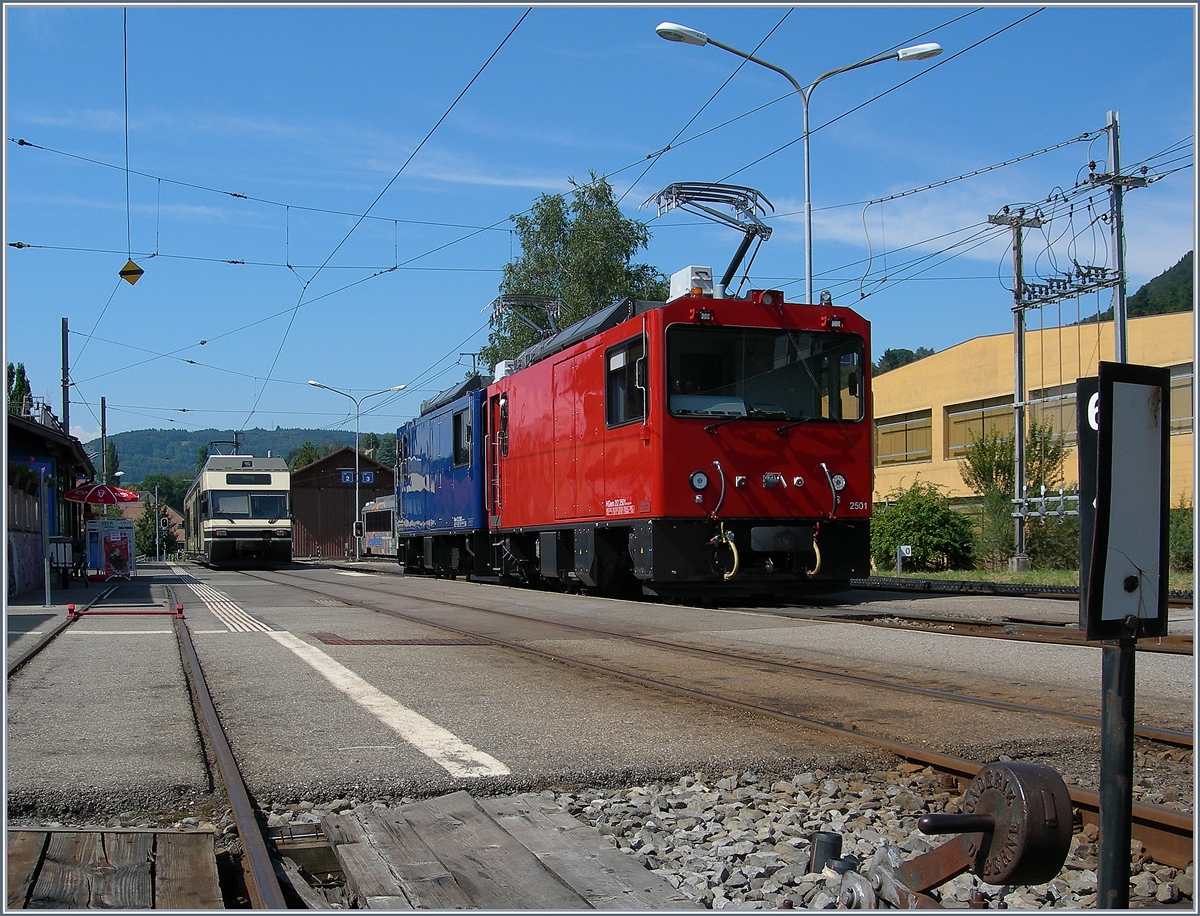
[333,570,371,577]
[184,581,273,633]
[267,631,510,778]
[191,629,232,634]
[65,629,173,635]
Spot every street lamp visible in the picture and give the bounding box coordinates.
[656,22,942,305]
[308,380,407,560]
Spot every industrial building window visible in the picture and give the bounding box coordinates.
[874,410,932,466]
[606,336,646,427]
[452,408,472,466]
[945,396,1015,459]
[1028,383,1078,445]
[1170,363,1193,434]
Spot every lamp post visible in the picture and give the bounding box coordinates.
[308,380,406,560]
[656,22,942,305]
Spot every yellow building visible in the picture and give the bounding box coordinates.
[872,311,1194,506]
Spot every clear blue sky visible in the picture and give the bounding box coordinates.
[4,5,1195,444]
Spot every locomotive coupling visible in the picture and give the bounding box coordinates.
[826,762,1072,908]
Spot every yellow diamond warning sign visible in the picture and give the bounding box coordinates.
[119,258,144,286]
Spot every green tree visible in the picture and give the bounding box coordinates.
[479,174,669,370]
[871,479,974,572]
[287,441,335,470]
[133,502,177,559]
[374,434,397,470]
[196,445,209,473]
[873,347,934,376]
[958,419,1072,569]
[7,362,32,414]
[135,472,192,513]
[104,440,121,485]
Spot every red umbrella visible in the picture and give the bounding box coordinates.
[63,483,141,505]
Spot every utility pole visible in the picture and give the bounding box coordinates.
[1108,110,1129,363]
[61,318,70,435]
[100,397,107,483]
[155,485,161,563]
[988,208,1043,570]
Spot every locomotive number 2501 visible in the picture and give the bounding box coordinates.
[848,501,868,511]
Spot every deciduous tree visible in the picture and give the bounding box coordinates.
[479,174,669,370]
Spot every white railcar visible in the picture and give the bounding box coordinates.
[184,456,292,566]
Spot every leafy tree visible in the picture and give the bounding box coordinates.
[479,174,669,370]
[1169,496,1193,573]
[104,440,121,485]
[133,502,177,559]
[7,362,32,414]
[374,434,397,469]
[958,419,1071,569]
[873,347,934,376]
[196,445,209,473]
[288,441,335,470]
[135,472,193,512]
[870,479,974,572]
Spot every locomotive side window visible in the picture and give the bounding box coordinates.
[452,409,472,467]
[606,336,646,427]
[667,326,864,422]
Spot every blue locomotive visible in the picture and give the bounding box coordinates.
[396,374,489,575]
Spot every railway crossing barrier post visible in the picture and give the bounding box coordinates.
[1080,362,1170,909]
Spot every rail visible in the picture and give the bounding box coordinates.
[244,568,1194,868]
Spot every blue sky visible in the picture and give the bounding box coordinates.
[4,5,1195,444]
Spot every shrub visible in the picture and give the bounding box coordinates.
[1169,498,1193,573]
[871,479,975,573]
[1026,513,1080,570]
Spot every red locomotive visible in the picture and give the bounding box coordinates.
[476,264,872,599]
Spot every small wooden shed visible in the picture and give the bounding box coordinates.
[290,447,395,559]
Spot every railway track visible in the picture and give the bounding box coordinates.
[854,575,1195,609]
[241,567,1194,868]
[7,584,289,909]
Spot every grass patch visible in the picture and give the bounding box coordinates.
[870,568,1193,594]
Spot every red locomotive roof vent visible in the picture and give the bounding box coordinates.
[749,289,785,308]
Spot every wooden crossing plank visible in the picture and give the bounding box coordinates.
[279,856,333,911]
[5,830,48,909]
[30,831,155,909]
[360,809,474,909]
[481,795,698,909]
[322,814,413,909]
[395,791,591,909]
[154,832,223,909]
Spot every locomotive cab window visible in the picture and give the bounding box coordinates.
[667,326,864,422]
[209,490,289,520]
[452,409,472,467]
[606,336,646,427]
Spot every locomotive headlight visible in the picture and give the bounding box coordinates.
[689,470,710,491]
[831,474,847,491]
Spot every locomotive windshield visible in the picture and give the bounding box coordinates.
[667,326,864,422]
[208,490,289,520]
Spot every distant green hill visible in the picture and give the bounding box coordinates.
[83,427,358,483]
[1077,250,1193,323]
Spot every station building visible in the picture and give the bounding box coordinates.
[290,446,395,560]
[871,310,1194,506]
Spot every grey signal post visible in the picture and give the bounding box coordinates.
[1083,362,1170,908]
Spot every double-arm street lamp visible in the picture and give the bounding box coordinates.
[308,380,406,560]
[656,22,942,305]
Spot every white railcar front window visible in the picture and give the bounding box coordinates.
[209,491,289,520]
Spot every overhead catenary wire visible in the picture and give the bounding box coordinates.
[240,8,532,431]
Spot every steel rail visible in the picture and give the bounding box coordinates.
[242,568,1194,867]
[774,607,1192,656]
[169,586,288,909]
[854,575,1194,608]
[252,569,1194,749]
[6,585,118,677]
